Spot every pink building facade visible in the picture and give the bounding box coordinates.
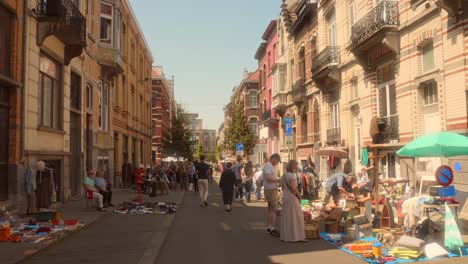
[256,20,279,161]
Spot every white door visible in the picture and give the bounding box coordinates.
[424,113,440,134]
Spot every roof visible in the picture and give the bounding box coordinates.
[262,20,277,41]
[254,42,267,60]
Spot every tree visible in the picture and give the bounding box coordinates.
[223,99,257,156]
[162,107,194,159]
[216,144,222,161]
[197,142,203,160]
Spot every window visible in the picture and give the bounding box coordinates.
[422,42,434,73]
[249,118,258,134]
[86,0,93,35]
[279,64,286,92]
[39,55,61,129]
[121,23,127,57]
[330,103,340,128]
[151,120,156,136]
[327,12,337,46]
[70,72,81,110]
[263,64,266,87]
[350,77,358,99]
[99,82,109,131]
[268,51,271,72]
[422,80,438,105]
[86,84,93,110]
[301,111,308,143]
[299,49,306,80]
[122,75,126,110]
[377,64,397,117]
[130,40,135,67]
[290,59,295,84]
[100,3,113,44]
[130,85,135,116]
[248,90,257,108]
[122,135,128,162]
[348,0,356,31]
[0,5,11,76]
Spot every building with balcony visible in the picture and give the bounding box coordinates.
[151,66,173,166]
[256,20,279,161]
[0,0,25,210]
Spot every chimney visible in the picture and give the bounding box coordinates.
[243,68,249,79]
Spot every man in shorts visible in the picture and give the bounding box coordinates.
[263,153,281,237]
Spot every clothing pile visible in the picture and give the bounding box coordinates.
[113,201,177,215]
[0,209,81,243]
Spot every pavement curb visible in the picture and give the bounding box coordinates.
[137,191,186,264]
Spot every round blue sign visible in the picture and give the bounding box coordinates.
[455,162,462,172]
[435,165,454,187]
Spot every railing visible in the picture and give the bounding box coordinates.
[262,110,272,122]
[326,127,341,144]
[292,78,306,102]
[377,115,399,143]
[37,0,86,45]
[350,1,399,45]
[312,46,340,74]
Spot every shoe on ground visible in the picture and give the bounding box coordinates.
[97,207,107,212]
[204,201,208,206]
[200,204,205,208]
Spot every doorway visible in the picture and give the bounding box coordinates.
[0,88,9,201]
[70,112,81,197]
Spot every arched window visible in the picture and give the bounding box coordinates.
[313,99,320,142]
[301,106,308,143]
[248,90,257,108]
[249,117,258,134]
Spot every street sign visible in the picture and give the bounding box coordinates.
[285,136,293,147]
[236,143,244,152]
[455,162,462,172]
[435,165,454,187]
[236,150,244,157]
[285,121,293,137]
[282,117,295,123]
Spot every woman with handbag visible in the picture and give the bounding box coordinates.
[280,160,306,242]
[242,161,254,202]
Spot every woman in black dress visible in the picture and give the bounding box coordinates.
[219,162,236,212]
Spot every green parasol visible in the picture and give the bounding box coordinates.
[396,132,468,157]
[444,203,464,256]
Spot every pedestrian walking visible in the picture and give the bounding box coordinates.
[280,160,306,242]
[242,160,254,202]
[186,159,196,191]
[233,156,243,200]
[219,162,236,212]
[177,162,188,191]
[196,155,211,207]
[263,153,281,237]
[253,165,263,200]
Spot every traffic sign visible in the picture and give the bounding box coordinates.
[285,122,293,137]
[455,162,462,172]
[435,165,454,187]
[285,136,293,147]
[236,143,244,151]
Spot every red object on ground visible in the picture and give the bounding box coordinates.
[0,227,11,241]
[86,190,93,199]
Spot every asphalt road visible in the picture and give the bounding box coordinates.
[156,180,368,264]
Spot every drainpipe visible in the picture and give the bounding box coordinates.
[20,0,29,162]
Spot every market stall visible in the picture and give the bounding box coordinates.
[301,132,468,263]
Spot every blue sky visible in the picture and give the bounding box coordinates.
[129,0,280,130]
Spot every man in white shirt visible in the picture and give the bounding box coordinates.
[263,153,281,237]
[253,166,263,200]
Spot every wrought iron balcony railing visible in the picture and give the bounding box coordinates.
[272,93,288,109]
[377,115,399,143]
[262,110,272,122]
[36,0,86,64]
[312,46,340,75]
[292,79,306,103]
[350,1,399,45]
[326,127,341,144]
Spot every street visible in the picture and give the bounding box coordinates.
[15,178,467,264]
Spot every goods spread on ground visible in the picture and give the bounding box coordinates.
[0,210,82,243]
[113,201,177,215]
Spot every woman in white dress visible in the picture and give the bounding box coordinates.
[280,160,306,242]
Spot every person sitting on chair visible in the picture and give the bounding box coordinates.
[94,171,114,207]
[85,169,106,212]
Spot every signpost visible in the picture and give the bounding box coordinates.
[435,165,454,187]
[236,142,244,157]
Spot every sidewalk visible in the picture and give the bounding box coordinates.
[0,189,184,264]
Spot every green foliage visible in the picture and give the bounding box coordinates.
[197,142,203,160]
[216,144,222,160]
[162,107,194,159]
[223,99,257,156]
[207,153,217,163]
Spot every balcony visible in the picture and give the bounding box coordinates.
[36,0,86,65]
[311,46,341,89]
[349,1,399,68]
[261,109,279,126]
[374,115,399,144]
[98,46,124,77]
[326,127,341,145]
[292,79,306,104]
[272,93,288,115]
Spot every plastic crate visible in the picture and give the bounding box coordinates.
[301,199,310,205]
[438,185,456,197]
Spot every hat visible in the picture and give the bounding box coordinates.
[270,153,282,163]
